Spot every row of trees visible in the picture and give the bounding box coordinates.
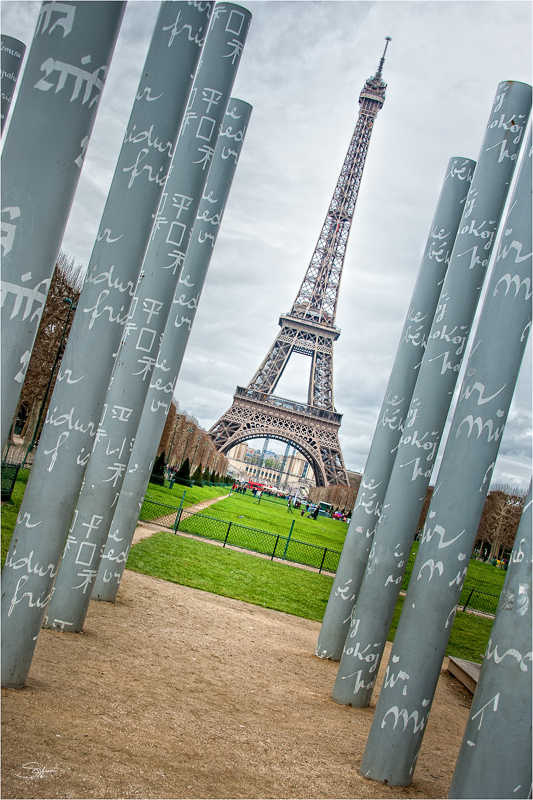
[309,480,527,565]
[152,451,229,486]
[156,398,229,479]
[404,484,526,562]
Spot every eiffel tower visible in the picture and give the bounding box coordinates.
[209,40,390,487]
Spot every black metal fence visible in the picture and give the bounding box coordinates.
[1,463,20,501]
[1,442,36,469]
[139,497,183,530]
[139,496,341,574]
[123,497,501,611]
[1,441,35,501]
[458,584,500,616]
[1,461,31,501]
[0,463,507,615]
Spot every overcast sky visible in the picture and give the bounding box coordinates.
[2,0,532,490]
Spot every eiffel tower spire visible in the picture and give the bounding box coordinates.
[209,42,390,486]
[290,37,389,331]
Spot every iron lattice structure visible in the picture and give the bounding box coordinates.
[209,41,390,487]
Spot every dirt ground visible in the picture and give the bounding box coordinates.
[1,526,473,800]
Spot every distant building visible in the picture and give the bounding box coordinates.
[226,444,315,494]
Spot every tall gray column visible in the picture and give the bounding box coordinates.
[43,3,251,635]
[359,125,532,787]
[1,1,126,449]
[0,1,213,690]
[448,480,532,800]
[93,98,252,603]
[315,156,476,661]
[330,81,531,708]
[1,35,26,134]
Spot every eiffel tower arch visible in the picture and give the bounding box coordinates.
[209,387,345,487]
[209,40,390,487]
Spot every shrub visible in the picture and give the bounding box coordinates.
[191,463,203,486]
[177,458,190,480]
[150,451,166,486]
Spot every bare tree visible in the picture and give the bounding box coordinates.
[475,484,527,561]
[12,251,83,446]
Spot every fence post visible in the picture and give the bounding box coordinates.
[272,535,280,561]
[223,522,232,547]
[174,490,186,531]
[23,444,34,468]
[282,520,295,560]
[318,548,328,574]
[462,587,475,612]
[173,508,183,533]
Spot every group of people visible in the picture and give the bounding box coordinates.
[284,496,319,518]
[332,510,348,522]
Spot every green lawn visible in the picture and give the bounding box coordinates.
[148,489,349,571]
[1,470,29,565]
[145,483,509,590]
[0,474,229,564]
[1,473,497,663]
[127,531,333,621]
[452,557,506,594]
[143,486,349,552]
[141,487,506,602]
[127,531,494,663]
[143,480,230,509]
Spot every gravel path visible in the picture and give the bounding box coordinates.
[1,570,472,799]
[1,491,473,799]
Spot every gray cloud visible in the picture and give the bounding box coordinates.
[2,0,531,489]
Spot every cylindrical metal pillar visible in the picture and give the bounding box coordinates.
[316,156,476,661]
[448,480,532,800]
[1,1,213,689]
[1,1,126,449]
[43,3,251,634]
[331,81,531,707]
[359,125,532,786]
[3,0,211,521]
[1,34,26,133]
[93,98,252,602]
